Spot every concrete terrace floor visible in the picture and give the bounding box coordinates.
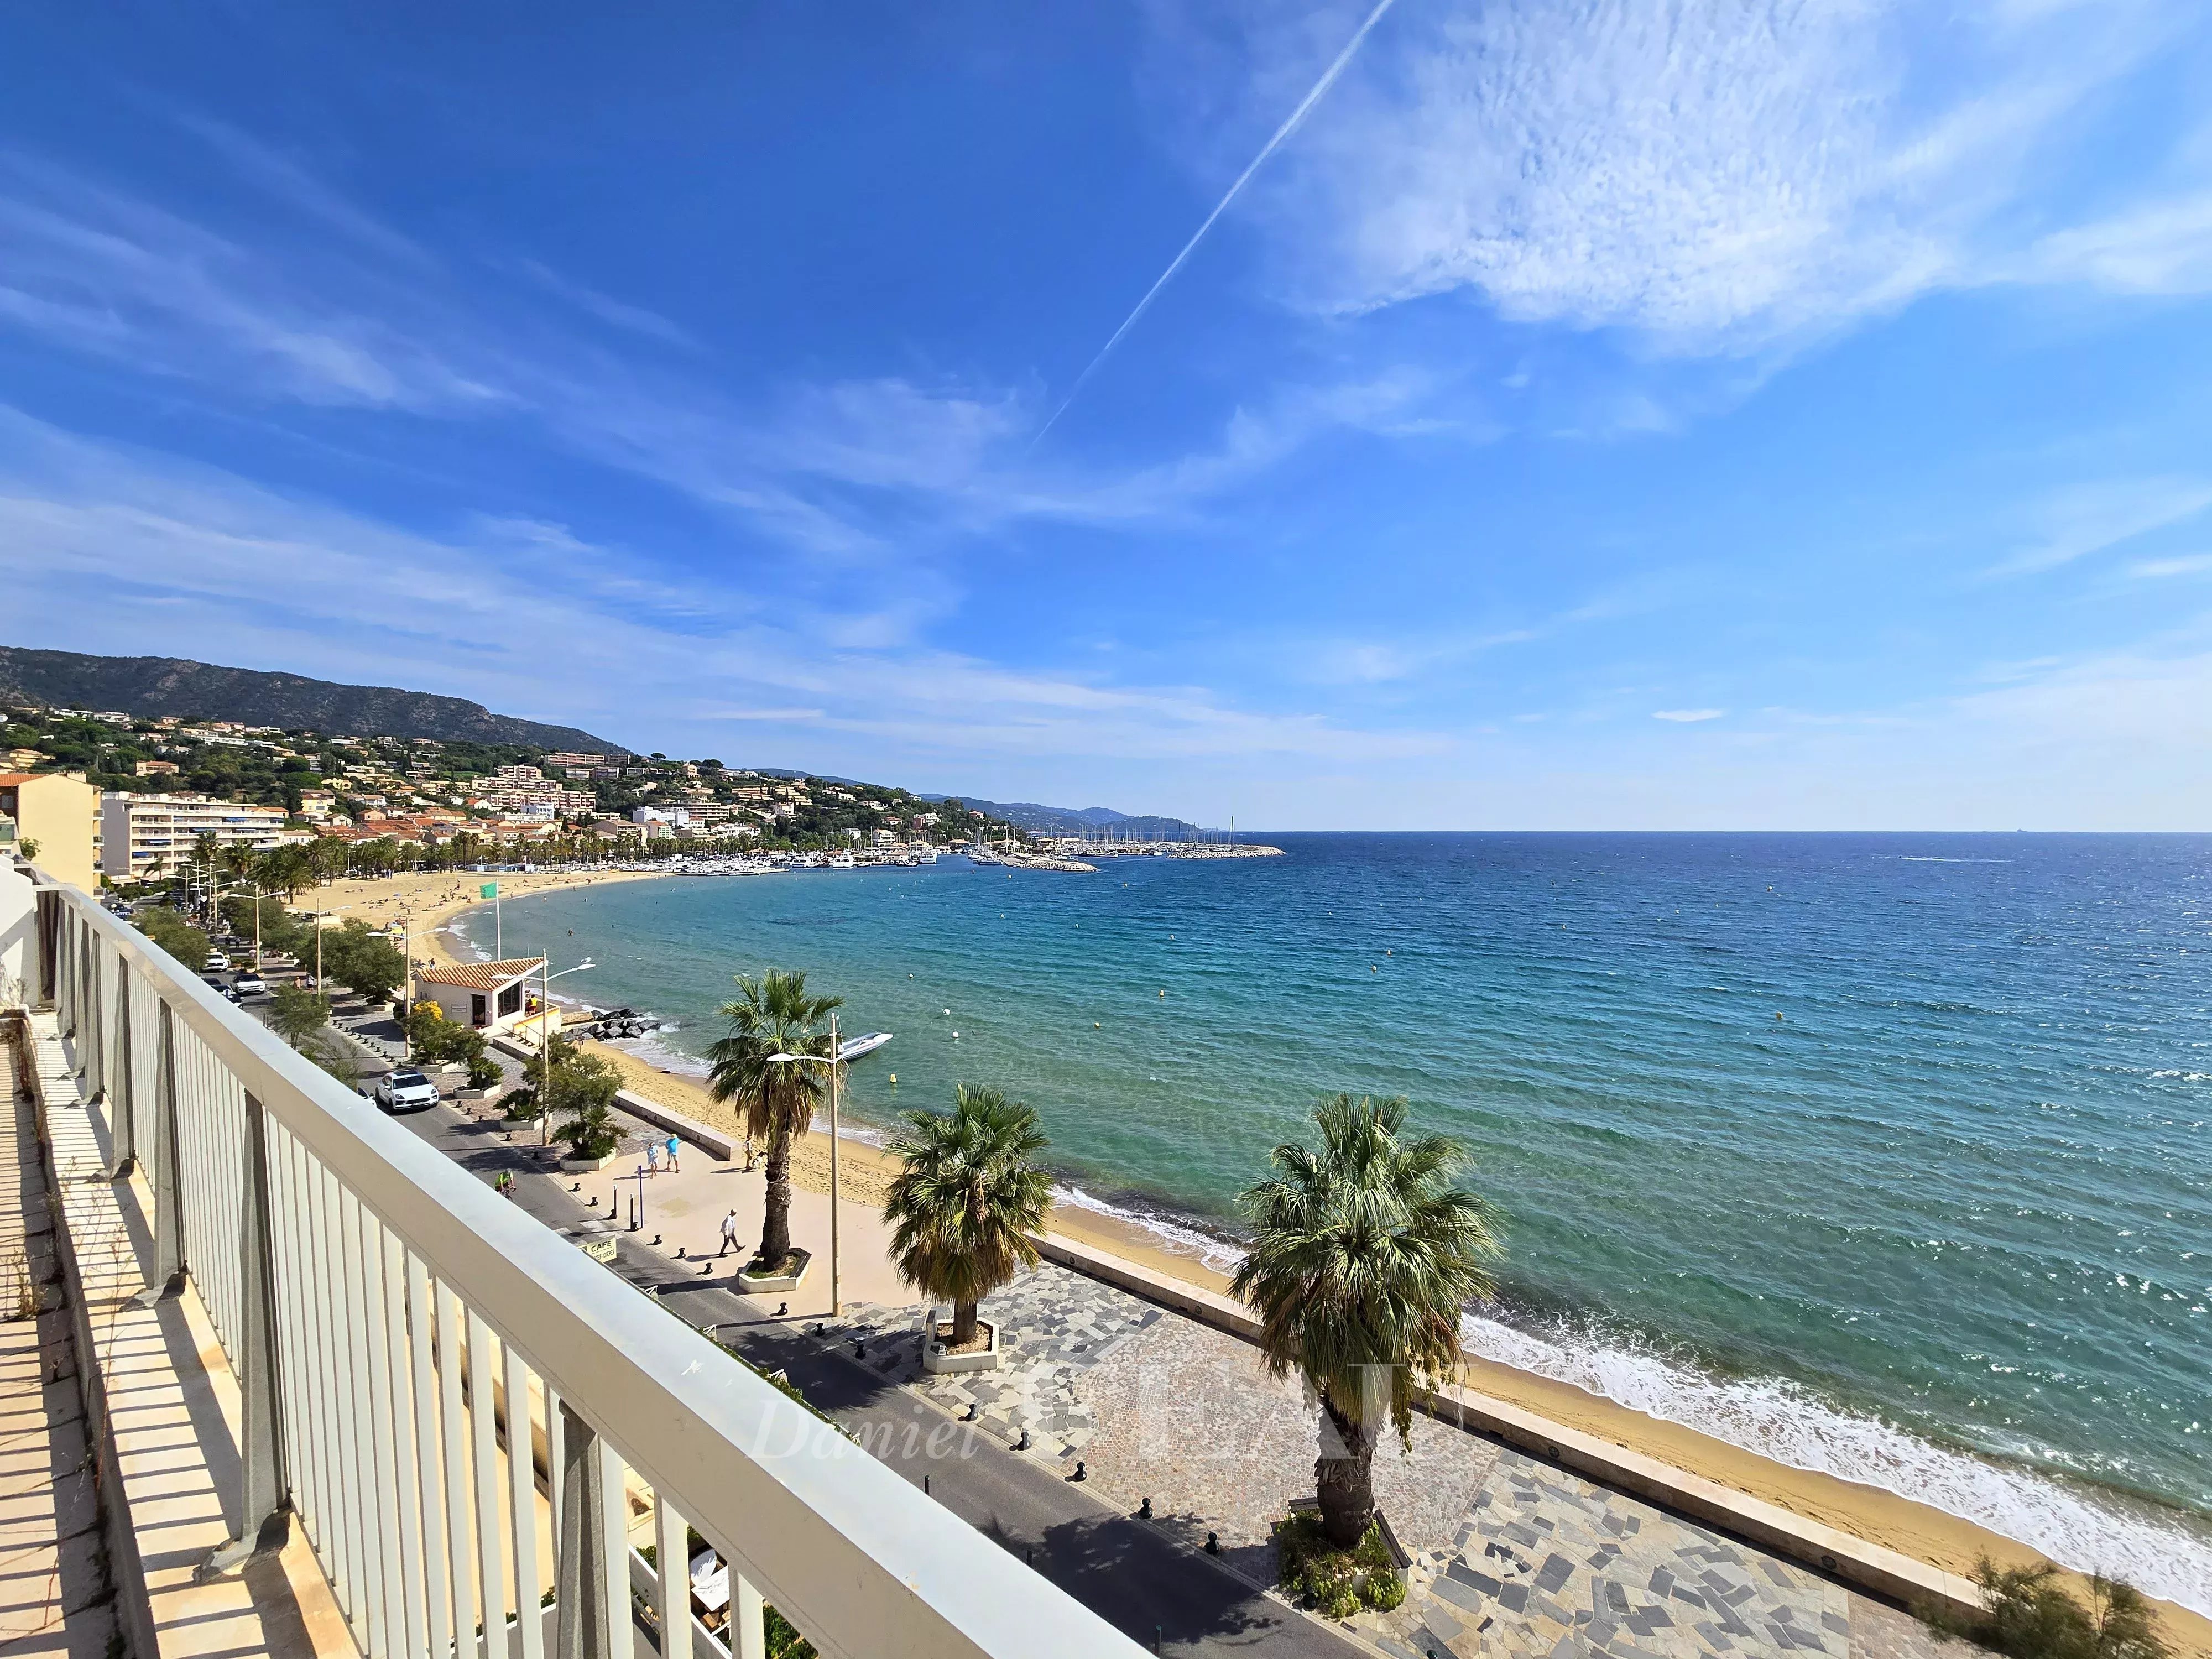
[0,1027,112,1659]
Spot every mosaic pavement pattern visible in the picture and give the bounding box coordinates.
[1369,1451,1850,1659]
[823,1262,1164,1458]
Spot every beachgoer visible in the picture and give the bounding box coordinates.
[718,1209,740,1256]
[646,1142,661,1172]
[665,1135,681,1173]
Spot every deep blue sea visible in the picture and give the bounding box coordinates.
[462,833,2212,1605]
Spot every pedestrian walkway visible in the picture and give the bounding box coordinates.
[832,1262,1166,1457]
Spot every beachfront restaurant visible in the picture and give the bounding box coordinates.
[410,954,547,1031]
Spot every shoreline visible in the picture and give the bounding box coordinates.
[576,1029,2212,1652]
[326,867,2211,1651]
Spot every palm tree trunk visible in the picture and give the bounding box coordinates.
[1315,1394,1378,1549]
[952,1299,979,1347]
[759,1130,794,1265]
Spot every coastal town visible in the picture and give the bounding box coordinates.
[0,697,1277,891]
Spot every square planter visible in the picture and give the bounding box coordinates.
[737,1248,812,1295]
[921,1310,1000,1374]
[561,1151,619,1172]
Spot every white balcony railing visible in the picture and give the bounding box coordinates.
[30,873,1140,1659]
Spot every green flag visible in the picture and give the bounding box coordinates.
[480,881,498,899]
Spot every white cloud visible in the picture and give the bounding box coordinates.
[1652,708,1726,722]
[0,408,1439,769]
[2128,552,2212,578]
[1209,0,2198,352]
[1986,477,2212,577]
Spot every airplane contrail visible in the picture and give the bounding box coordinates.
[1030,0,1402,448]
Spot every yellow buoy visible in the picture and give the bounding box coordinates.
[1094,1022,1100,1029]
[889,1073,896,1083]
[1159,989,1165,998]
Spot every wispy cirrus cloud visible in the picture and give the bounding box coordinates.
[0,141,1424,567]
[1984,477,2212,577]
[0,406,1444,767]
[1652,709,1726,723]
[1188,0,2204,356]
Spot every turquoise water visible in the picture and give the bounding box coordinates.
[465,833,2212,1603]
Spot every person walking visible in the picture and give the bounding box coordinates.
[718,1209,740,1257]
[665,1134,682,1174]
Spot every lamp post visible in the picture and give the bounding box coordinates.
[533,958,595,1144]
[767,1011,843,1316]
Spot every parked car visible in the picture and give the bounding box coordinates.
[203,952,228,973]
[372,1070,440,1113]
[233,973,267,997]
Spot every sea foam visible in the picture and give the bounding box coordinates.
[1454,1310,2212,1616]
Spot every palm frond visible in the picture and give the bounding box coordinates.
[1231,1093,1504,1441]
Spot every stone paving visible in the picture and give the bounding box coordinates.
[820,1261,1164,1458]
[1384,1451,1851,1659]
[922,1281,1955,1659]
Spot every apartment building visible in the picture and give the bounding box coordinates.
[0,771,101,890]
[100,791,288,882]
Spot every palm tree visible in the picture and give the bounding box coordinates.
[703,970,842,1269]
[1232,1094,1503,1549]
[883,1085,1052,1347]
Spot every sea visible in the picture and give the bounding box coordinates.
[455,832,2212,1609]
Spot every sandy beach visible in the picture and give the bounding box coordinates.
[306,865,669,968]
[326,866,2210,1653]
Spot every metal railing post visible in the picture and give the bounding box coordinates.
[35,888,60,1007]
[80,916,104,1097]
[202,1089,290,1575]
[554,1404,625,1659]
[137,1000,187,1303]
[108,963,138,1177]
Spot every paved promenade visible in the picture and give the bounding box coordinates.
[823,1264,1949,1659]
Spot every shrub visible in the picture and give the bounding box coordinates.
[1923,1560,2168,1659]
[558,1099,620,1161]
[1272,1511,1404,1618]
[466,1053,504,1092]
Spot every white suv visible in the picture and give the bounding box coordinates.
[373,1070,440,1113]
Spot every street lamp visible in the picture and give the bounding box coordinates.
[533,959,594,1144]
[766,1010,844,1316]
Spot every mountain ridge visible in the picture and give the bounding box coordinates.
[0,647,624,753]
[916,793,1200,838]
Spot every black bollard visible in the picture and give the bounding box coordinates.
[1070,1461,1086,1482]
[775,1301,788,1317]
[1205,1531,1219,1556]
[1013,1429,1031,1451]
[1139,1496,1152,1520]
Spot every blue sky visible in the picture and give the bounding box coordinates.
[3,2,2210,828]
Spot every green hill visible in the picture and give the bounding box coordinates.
[0,648,624,753]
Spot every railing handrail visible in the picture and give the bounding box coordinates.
[48,880,1139,1659]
